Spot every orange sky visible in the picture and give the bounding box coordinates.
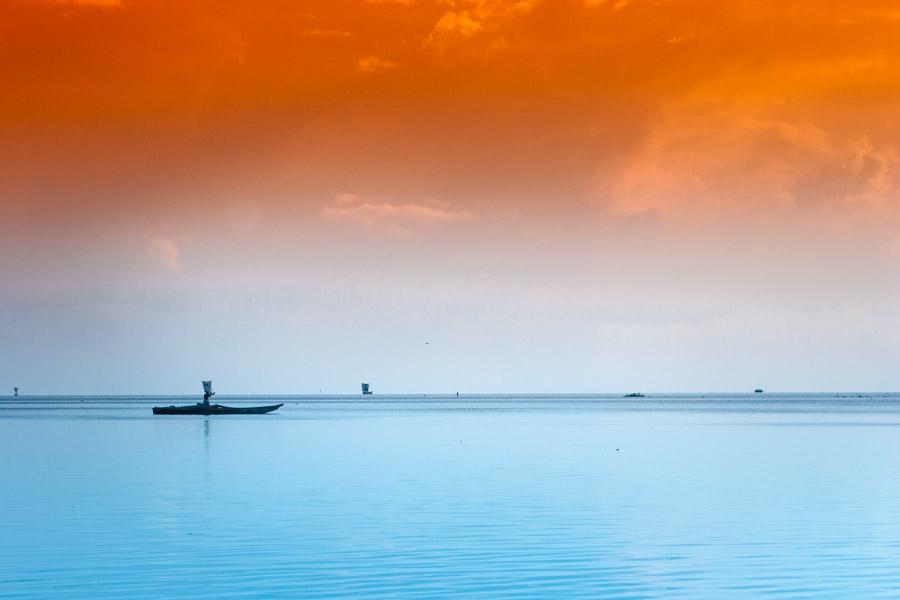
[4,0,900,228]
[2,1,900,392]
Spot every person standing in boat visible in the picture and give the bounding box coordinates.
[202,380,214,406]
[152,380,281,415]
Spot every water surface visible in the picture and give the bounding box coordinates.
[3,394,900,598]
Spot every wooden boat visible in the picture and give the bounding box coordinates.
[152,380,282,415]
[152,403,282,415]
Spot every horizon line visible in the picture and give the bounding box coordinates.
[2,391,899,400]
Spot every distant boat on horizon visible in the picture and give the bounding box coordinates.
[624,392,645,398]
[361,383,373,395]
[152,381,282,415]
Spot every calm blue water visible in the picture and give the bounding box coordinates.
[3,394,900,598]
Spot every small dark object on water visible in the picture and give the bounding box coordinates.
[624,393,645,398]
[152,380,282,415]
[754,389,764,393]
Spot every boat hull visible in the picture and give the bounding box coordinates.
[152,403,283,415]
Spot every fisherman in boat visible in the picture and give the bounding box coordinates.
[202,380,214,406]
[152,380,281,415]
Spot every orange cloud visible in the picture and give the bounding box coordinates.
[302,30,354,39]
[425,1,539,56]
[148,238,180,271]
[320,193,474,234]
[54,0,122,6]
[605,98,900,247]
[357,55,398,73]
[430,11,484,39]
[425,10,484,57]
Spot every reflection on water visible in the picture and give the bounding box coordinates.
[3,395,900,598]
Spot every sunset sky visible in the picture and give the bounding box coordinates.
[2,0,900,394]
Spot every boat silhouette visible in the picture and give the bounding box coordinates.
[152,381,282,415]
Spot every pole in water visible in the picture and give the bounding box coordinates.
[13,387,18,397]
